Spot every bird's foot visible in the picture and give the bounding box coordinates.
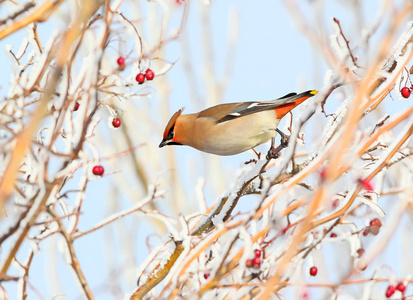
[266,147,281,160]
[266,130,290,160]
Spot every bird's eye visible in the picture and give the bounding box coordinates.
[167,127,174,140]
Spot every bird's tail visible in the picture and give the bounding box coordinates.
[273,89,318,119]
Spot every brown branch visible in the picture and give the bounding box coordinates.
[130,159,270,299]
[130,241,185,300]
[48,207,94,299]
[367,10,413,95]
[0,190,38,246]
[20,249,34,300]
[191,161,269,237]
[0,275,20,282]
[0,0,65,40]
[0,181,58,279]
[0,2,36,26]
[333,18,359,68]
[0,0,105,279]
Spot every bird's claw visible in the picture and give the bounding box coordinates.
[266,130,290,160]
[276,128,289,148]
[266,148,280,160]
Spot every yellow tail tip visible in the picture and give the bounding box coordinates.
[310,90,318,95]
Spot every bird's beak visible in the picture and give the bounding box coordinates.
[159,139,167,148]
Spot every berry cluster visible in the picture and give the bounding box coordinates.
[246,249,262,269]
[115,57,155,84]
[136,69,155,84]
[363,218,382,236]
[385,282,407,298]
[401,86,412,98]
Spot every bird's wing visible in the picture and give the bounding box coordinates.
[195,94,297,122]
[211,90,317,124]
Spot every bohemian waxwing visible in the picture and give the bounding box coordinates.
[159,90,318,156]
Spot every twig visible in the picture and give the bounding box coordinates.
[333,18,359,68]
[0,0,65,40]
[0,2,36,27]
[48,207,94,299]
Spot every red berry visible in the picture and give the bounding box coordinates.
[112,117,121,128]
[117,57,126,70]
[145,68,155,80]
[401,87,411,98]
[309,266,318,276]
[254,249,262,258]
[369,218,382,235]
[246,259,253,268]
[252,257,261,268]
[330,233,337,238]
[136,73,145,84]
[385,285,396,298]
[369,218,382,228]
[117,56,125,66]
[362,228,370,236]
[74,102,80,111]
[369,226,380,235]
[92,165,104,176]
[356,248,365,257]
[396,282,406,292]
[203,273,210,279]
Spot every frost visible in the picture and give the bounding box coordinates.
[159,237,192,293]
[390,21,413,60]
[323,69,334,87]
[329,20,347,61]
[16,38,28,58]
[311,96,350,160]
[211,160,267,227]
[24,30,60,89]
[156,60,177,76]
[57,236,71,265]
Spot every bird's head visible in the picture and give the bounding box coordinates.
[159,108,185,148]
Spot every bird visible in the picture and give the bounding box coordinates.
[159,90,318,156]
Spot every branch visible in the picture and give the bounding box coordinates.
[48,207,94,300]
[0,0,65,40]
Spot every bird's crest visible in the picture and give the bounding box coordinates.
[163,108,184,139]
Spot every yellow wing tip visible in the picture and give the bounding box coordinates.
[310,90,318,95]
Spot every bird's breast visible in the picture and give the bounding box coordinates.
[192,110,280,155]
